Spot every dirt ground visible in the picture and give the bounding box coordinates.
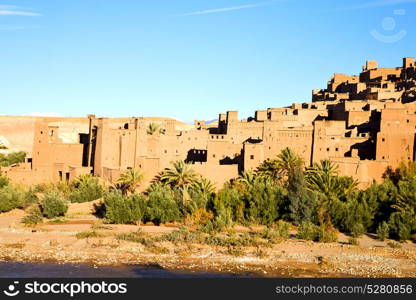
[0,200,415,278]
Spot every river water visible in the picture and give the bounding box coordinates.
[0,262,249,278]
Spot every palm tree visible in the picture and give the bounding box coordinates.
[276,147,303,176]
[236,170,256,187]
[306,160,339,195]
[72,174,95,188]
[116,168,144,195]
[146,122,160,135]
[160,161,198,188]
[256,147,303,184]
[256,159,282,183]
[192,177,216,195]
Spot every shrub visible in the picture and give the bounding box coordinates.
[261,221,290,243]
[103,191,145,224]
[185,208,213,226]
[273,220,290,239]
[205,233,264,248]
[21,205,43,226]
[387,241,402,249]
[69,176,103,203]
[388,211,414,241]
[157,227,203,244]
[242,179,285,225]
[316,225,338,243]
[41,191,68,219]
[0,186,25,213]
[350,222,365,238]
[297,222,318,241]
[199,208,232,234]
[210,185,243,224]
[145,185,180,225]
[376,222,390,241]
[76,230,103,239]
[348,237,359,246]
[117,230,154,247]
[0,151,26,167]
[287,168,317,224]
[0,175,9,188]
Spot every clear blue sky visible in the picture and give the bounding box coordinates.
[1,0,416,122]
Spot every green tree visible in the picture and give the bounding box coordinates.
[69,174,103,203]
[287,167,317,225]
[145,183,181,225]
[41,191,68,219]
[0,151,26,167]
[103,190,146,224]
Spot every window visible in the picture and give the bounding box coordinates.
[164,150,167,154]
[335,148,339,151]
[382,138,385,142]
[250,155,254,160]
[213,154,216,158]
[326,148,330,152]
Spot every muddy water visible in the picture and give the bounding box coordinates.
[0,262,251,278]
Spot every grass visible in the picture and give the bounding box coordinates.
[348,237,359,246]
[116,230,155,247]
[48,218,67,224]
[387,242,402,249]
[75,230,104,239]
[91,223,113,231]
[4,243,25,249]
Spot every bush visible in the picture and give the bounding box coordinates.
[0,151,26,167]
[388,211,414,241]
[348,237,359,246]
[287,169,317,224]
[316,225,338,243]
[350,222,365,238]
[69,176,103,203]
[273,220,290,239]
[387,241,402,249]
[199,208,232,234]
[103,191,145,224]
[185,208,213,226]
[0,175,9,188]
[21,205,43,226]
[0,186,25,213]
[157,227,203,244]
[376,222,390,241]
[41,191,68,219]
[261,221,290,243]
[297,222,318,241]
[145,185,180,225]
[76,230,103,239]
[243,180,284,225]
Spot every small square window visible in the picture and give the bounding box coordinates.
[250,155,254,160]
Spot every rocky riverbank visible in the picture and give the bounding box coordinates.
[0,202,415,278]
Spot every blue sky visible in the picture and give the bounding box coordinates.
[1,0,416,122]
